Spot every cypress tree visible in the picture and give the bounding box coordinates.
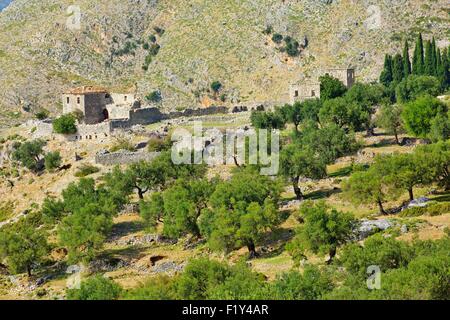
[424,40,434,76]
[440,48,450,89]
[380,54,393,86]
[392,53,404,83]
[436,47,442,75]
[402,40,411,77]
[412,33,424,75]
[431,37,438,76]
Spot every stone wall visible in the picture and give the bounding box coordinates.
[128,107,166,125]
[109,93,135,105]
[66,121,112,141]
[166,106,229,119]
[95,150,161,166]
[112,106,230,128]
[106,104,132,120]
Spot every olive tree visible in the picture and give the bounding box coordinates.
[286,201,355,264]
[199,168,282,257]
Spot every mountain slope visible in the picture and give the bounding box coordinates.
[0,0,449,126]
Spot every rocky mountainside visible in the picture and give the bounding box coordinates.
[0,0,448,126]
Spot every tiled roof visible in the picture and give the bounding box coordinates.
[64,86,108,94]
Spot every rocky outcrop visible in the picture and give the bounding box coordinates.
[354,219,394,240]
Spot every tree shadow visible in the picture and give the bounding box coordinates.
[328,166,353,178]
[430,192,450,203]
[366,138,397,148]
[257,227,295,259]
[103,246,148,261]
[305,187,342,200]
[109,220,145,239]
[328,164,370,178]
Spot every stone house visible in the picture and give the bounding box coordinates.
[289,82,321,104]
[62,86,136,124]
[62,86,110,124]
[289,68,355,104]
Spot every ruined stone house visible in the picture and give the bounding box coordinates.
[62,86,136,124]
[289,68,355,104]
[289,81,321,104]
[326,68,356,88]
[58,86,231,141]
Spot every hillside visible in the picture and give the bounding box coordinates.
[0,0,449,126]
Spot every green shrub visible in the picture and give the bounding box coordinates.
[153,26,165,36]
[74,164,100,178]
[211,81,222,93]
[284,37,300,57]
[125,276,176,300]
[148,43,160,56]
[399,202,450,217]
[145,91,162,103]
[114,41,137,56]
[44,151,62,171]
[53,114,77,134]
[272,33,283,44]
[66,275,122,300]
[35,109,50,120]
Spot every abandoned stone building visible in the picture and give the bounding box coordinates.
[289,82,321,104]
[326,68,356,88]
[58,86,231,141]
[62,86,136,124]
[289,68,355,104]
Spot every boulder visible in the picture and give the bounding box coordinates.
[152,261,185,274]
[355,219,393,240]
[406,197,430,208]
[401,224,408,234]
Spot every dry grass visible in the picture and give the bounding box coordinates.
[396,214,450,242]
